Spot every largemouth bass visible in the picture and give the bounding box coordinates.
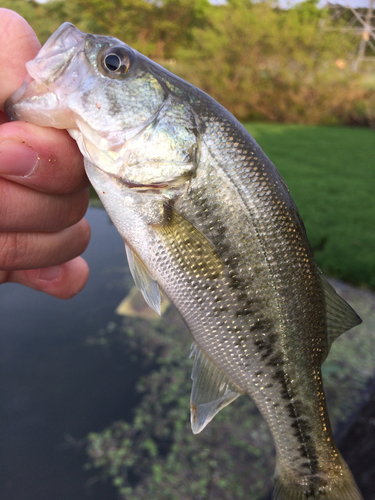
[5,23,363,499]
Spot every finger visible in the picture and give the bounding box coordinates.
[0,256,90,300]
[0,218,91,271]
[0,111,8,126]
[0,9,41,111]
[0,120,88,195]
[0,177,89,232]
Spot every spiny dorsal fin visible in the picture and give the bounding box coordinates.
[321,276,362,354]
[157,204,224,281]
[125,243,161,315]
[189,343,244,434]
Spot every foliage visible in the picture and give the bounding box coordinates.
[1,0,211,56]
[66,0,210,59]
[2,0,374,124]
[172,0,374,124]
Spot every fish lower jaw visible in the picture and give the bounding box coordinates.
[6,90,75,129]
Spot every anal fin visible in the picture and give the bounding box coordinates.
[189,343,244,434]
[125,243,161,315]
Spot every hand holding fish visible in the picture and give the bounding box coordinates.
[0,9,91,298]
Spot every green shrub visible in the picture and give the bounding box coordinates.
[3,0,374,125]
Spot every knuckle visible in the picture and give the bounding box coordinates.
[47,190,89,232]
[0,233,31,270]
[0,179,12,226]
[64,190,90,228]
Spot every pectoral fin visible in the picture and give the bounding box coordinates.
[189,343,244,434]
[125,243,161,315]
[157,204,224,280]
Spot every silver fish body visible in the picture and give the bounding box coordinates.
[5,23,363,499]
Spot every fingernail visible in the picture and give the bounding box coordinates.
[37,265,62,281]
[0,140,39,176]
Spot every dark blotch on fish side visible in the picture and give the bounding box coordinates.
[268,352,285,368]
[250,320,265,333]
[237,292,247,301]
[261,348,274,361]
[286,400,304,418]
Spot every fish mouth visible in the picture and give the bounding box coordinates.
[26,23,86,85]
[5,23,87,128]
[120,179,169,191]
[105,170,190,196]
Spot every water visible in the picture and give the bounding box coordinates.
[0,207,136,500]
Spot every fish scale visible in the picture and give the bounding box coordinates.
[5,22,363,500]
[175,114,332,477]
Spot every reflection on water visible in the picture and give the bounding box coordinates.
[0,207,134,500]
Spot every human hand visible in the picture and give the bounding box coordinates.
[0,9,91,299]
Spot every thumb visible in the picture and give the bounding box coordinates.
[0,9,41,111]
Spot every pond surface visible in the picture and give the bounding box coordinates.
[0,207,133,500]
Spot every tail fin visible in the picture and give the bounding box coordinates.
[272,471,363,500]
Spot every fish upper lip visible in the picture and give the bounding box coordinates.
[39,22,85,56]
[26,23,86,85]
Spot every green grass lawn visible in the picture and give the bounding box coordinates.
[244,123,375,289]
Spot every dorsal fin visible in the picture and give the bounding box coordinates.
[125,243,161,315]
[189,343,244,434]
[321,276,362,356]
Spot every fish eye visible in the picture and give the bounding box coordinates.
[104,54,122,72]
[101,46,133,76]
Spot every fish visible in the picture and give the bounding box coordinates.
[5,23,364,500]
